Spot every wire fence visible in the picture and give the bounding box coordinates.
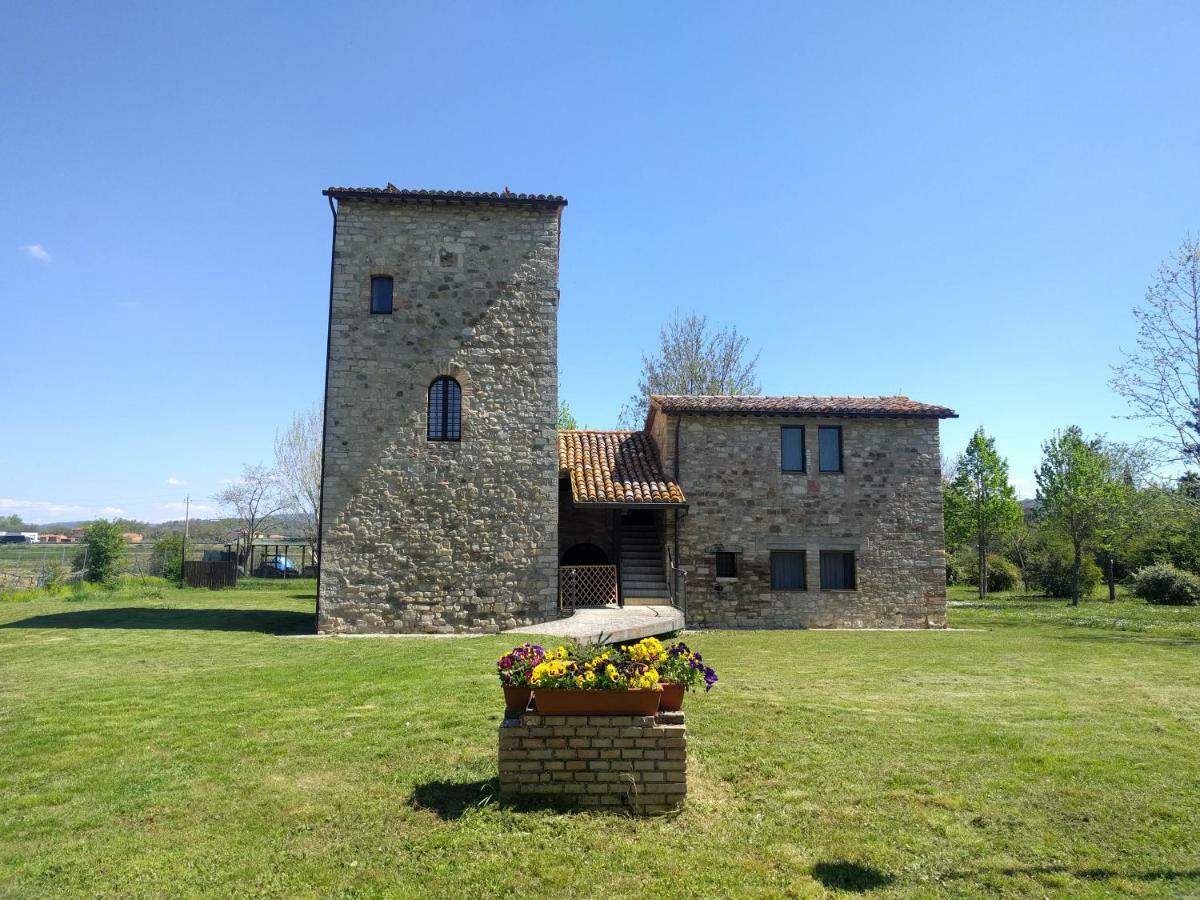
[0,540,317,594]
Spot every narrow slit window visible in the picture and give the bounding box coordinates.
[770,551,807,591]
[820,550,856,590]
[781,426,805,472]
[427,377,461,441]
[371,276,394,314]
[714,551,738,578]
[818,426,843,473]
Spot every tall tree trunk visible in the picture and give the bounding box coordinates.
[978,534,987,600]
[1071,541,1082,606]
[1106,553,1116,602]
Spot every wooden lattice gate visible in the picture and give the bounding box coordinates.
[559,565,619,609]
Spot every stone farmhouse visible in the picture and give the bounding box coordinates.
[316,186,957,634]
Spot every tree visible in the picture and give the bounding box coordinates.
[150,533,184,583]
[78,520,126,583]
[944,428,1022,599]
[0,514,25,532]
[1035,427,1118,605]
[214,465,285,569]
[1092,440,1152,601]
[557,401,579,430]
[617,312,760,428]
[1110,235,1200,465]
[274,404,323,560]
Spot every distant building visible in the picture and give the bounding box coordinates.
[121,533,144,544]
[39,533,72,544]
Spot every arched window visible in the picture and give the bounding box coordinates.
[427,377,462,441]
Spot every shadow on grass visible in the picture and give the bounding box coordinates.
[0,607,315,635]
[946,864,1200,884]
[410,777,637,820]
[811,861,894,892]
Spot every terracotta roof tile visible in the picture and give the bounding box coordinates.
[649,395,957,419]
[558,431,686,506]
[323,186,567,208]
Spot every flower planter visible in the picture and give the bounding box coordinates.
[503,685,533,715]
[532,688,661,716]
[658,683,685,712]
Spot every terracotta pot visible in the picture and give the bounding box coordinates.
[532,688,661,716]
[659,682,685,711]
[503,685,533,715]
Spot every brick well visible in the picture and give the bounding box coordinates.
[498,711,687,815]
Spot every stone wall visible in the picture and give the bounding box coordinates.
[317,198,563,633]
[498,711,686,814]
[657,414,947,628]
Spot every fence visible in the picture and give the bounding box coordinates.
[0,539,316,596]
[183,560,239,589]
[559,565,619,609]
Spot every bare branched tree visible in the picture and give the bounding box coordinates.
[214,464,285,568]
[274,404,323,561]
[1110,235,1200,465]
[617,312,760,428]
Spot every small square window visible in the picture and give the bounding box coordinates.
[770,551,807,590]
[714,551,737,578]
[818,426,843,473]
[781,426,805,472]
[820,550,856,590]
[371,276,394,314]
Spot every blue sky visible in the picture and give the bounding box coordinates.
[2,1,1198,523]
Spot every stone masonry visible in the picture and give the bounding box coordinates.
[317,191,565,633]
[498,711,687,814]
[652,411,948,628]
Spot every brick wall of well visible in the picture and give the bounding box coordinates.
[317,199,562,634]
[498,712,686,814]
[658,414,947,629]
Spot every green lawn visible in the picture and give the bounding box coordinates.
[2,583,1198,897]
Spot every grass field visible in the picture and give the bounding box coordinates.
[2,582,1198,897]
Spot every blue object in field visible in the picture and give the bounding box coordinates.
[268,555,298,573]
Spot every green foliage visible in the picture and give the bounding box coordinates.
[965,554,1021,593]
[944,428,1022,596]
[1027,541,1103,598]
[77,520,127,583]
[1130,563,1200,606]
[556,400,578,430]
[150,533,184,582]
[0,514,26,532]
[1036,426,1120,603]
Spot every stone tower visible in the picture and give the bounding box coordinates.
[316,187,567,633]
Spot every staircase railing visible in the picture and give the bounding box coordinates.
[665,546,686,618]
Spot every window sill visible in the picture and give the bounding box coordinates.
[821,588,858,593]
[715,577,739,583]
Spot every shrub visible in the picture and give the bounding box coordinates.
[76,521,127,583]
[1130,563,1200,606]
[150,533,184,582]
[963,554,1022,593]
[1026,545,1102,598]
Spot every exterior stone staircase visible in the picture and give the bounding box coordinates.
[619,517,672,607]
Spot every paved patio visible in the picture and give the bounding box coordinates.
[504,605,685,644]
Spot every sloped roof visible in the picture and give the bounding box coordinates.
[649,395,957,419]
[323,185,567,208]
[558,431,686,506]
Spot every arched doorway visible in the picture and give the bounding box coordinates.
[561,543,609,566]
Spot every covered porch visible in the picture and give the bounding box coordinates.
[556,430,688,612]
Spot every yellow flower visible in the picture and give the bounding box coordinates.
[585,671,596,682]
